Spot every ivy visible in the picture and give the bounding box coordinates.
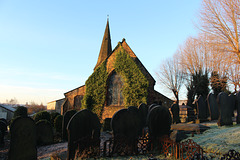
[82,60,108,119]
[114,47,149,107]
[82,46,149,120]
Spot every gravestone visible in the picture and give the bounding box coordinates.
[67,109,101,160]
[217,92,233,126]
[229,93,236,117]
[111,107,141,155]
[8,117,37,160]
[111,107,141,138]
[147,105,172,138]
[171,103,181,124]
[207,93,219,120]
[62,110,77,141]
[138,103,148,128]
[0,118,7,125]
[148,103,158,112]
[36,120,54,145]
[0,120,7,147]
[196,95,208,121]
[236,91,240,124]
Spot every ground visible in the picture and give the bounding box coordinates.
[186,121,240,159]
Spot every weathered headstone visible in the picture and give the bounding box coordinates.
[236,91,240,124]
[196,95,208,121]
[170,130,188,142]
[147,105,172,138]
[62,110,77,141]
[111,107,141,139]
[229,93,236,117]
[207,93,219,120]
[8,117,37,160]
[0,118,7,125]
[67,109,101,160]
[138,103,148,128]
[0,120,7,147]
[111,107,141,155]
[148,103,158,112]
[217,92,233,126]
[36,120,54,145]
[171,103,181,124]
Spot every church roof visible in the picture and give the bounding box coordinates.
[94,19,112,70]
[109,39,156,88]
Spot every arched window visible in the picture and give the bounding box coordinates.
[107,72,124,106]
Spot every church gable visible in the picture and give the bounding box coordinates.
[106,39,155,89]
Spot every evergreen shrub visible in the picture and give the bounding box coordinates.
[54,115,63,133]
[13,106,28,118]
[34,111,51,123]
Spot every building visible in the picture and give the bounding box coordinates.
[47,98,65,113]
[0,104,16,121]
[60,20,173,119]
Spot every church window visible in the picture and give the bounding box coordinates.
[107,72,124,106]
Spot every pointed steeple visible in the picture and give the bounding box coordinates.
[94,18,112,70]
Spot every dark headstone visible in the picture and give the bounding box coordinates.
[8,117,37,160]
[229,94,236,117]
[103,118,111,131]
[236,91,240,124]
[196,95,208,120]
[36,120,54,145]
[0,118,7,125]
[207,93,219,120]
[171,103,181,124]
[148,103,158,112]
[170,130,188,142]
[67,109,100,160]
[111,107,141,155]
[0,120,7,147]
[138,103,148,128]
[217,92,233,126]
[62,110,77,141]
[111,107,141,139]
[147,105,172,138]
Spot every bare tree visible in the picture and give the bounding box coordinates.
[156,54,184,103]
[227,63,240,92]
[178,36,211,75]
[198,0,240,63]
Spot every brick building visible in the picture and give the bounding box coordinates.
[60,20,173,119]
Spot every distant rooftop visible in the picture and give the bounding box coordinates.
[0,104,17,112]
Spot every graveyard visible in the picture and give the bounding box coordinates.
[0,0,240,159]
[1,92,240,160]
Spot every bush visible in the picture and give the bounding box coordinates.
[50,112,60,126]
[82,60,108,120]
[13,106,28,118]
[34,111,51,123]
[54,115,63,133]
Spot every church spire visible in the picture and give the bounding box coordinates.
[94,18,112,70]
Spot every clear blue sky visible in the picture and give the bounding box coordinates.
[0,0,202,105]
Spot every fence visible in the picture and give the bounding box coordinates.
[102,135,240,160]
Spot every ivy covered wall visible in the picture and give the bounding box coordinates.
[81,61,108,119]
[82,47,149,120]
[114,47,149,106]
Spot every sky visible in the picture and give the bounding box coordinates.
[0,0,202,105]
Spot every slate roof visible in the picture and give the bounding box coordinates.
[0,104,16,112]
[94,19,112,70]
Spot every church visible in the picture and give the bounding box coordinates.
[60,20,173,119]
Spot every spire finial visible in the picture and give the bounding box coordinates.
[107,15,109,21]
